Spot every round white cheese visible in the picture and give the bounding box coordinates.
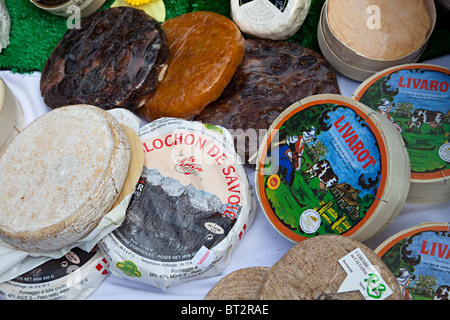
[0,105,130,252]
[231,0,311,40]
[353,64,450,204]
[100,118,256,290]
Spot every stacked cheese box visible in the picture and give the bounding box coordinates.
[0,0,448,301]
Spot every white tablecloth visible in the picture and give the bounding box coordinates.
[0,54,449,300]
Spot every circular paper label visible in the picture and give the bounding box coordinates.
[353,64,450,181]
[256,96,387,242]
[376,223,450,300]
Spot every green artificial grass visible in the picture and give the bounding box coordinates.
[0,0,449,73]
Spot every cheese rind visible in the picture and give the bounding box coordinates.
[0,105,130,252]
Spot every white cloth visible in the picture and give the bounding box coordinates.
[0,54,448,300]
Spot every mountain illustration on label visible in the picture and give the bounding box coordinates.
[257,98,387,242]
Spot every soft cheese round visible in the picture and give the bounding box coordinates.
[0,105,130,252]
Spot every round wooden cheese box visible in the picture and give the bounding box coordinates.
[0,105,131,252]
[255,94,410,243]
[99,118,256,290]
[353,64,450,205]
[318,0,436,81]
[375,222,450,300]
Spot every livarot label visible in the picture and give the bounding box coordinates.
[354,64,450,181]
[376,223,450,300]
[256,96,387,242]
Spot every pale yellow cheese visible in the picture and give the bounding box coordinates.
[327,0,431,60]
[0,105,130,252]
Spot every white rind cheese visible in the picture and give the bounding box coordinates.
[231,0,311,40]
[0,105,130,253]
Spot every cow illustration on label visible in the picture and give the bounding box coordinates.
[354,65,450,179]
[257,100,384,241]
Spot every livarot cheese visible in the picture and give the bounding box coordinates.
[375,223,450,300]
[0,105,130,252]
[353,64,450,204]
[255,94,410,243]
[231,0,311,40]
[100,118,255,290]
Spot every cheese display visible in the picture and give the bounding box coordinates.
[195,38,340,166]
[204,267,269,300]
[255,94,410,243]
[100,118,256,290]
[138,11,245,121]
[0,105,130,252]
[40,7,169,111]
[230,0,311,40]
[375,223,450,300]
[353,64,450,204]
[0,247,109,300]
[257,235,404,300]
[319,0,436,81]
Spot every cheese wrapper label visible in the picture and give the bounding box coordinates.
[338,248,393,300]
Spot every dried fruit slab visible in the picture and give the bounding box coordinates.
[138,11,245,121]
[257,235,403,300]
[204,267,269,300]
[40,7,169,111]
[195,39,340,165]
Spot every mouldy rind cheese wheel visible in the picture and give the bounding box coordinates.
[0,105,130,252]
[375,222,450,300]
[138,11,245,121]
[204,267,269,300]
[353,64,450,205]
[257,235,404,300]
[255,94,410,243]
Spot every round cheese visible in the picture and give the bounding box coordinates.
[327,0,432,61]
[100,118,256,290]
[0,105,130,252]
[0,247,109,300]
[231,0,311,40]
[257,235,403,300]
[353,64,450,204]
[255,94,410,243]
[375,223,450,300]
[204,267,269,300]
